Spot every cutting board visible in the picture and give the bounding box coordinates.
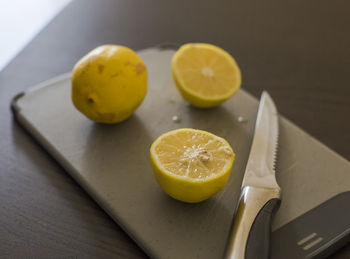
[11,47,350,259]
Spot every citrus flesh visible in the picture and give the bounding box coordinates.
[150,128,235,203]
[71,45,147,124]
[172,43,241,108]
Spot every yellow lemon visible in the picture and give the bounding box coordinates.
[150,128,235,203]
[172,43,241,108]
[71,45,147,123]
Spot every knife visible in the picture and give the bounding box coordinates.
[224,91,281,259]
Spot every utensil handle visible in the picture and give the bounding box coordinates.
[224,186,281,259]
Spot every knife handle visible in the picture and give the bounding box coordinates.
[224,186,281,259]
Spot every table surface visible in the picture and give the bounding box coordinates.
[0,0,349,258]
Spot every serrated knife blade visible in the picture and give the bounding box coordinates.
[224,91,281,259]
[242,91,280,189]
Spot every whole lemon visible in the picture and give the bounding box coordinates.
[71,45,147,123]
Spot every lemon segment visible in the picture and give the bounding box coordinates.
[150,128,235,203]
[172,43,241,108]
[71,45,147,124]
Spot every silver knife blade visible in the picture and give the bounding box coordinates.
[224,91,280,259]
[242,91,280,190]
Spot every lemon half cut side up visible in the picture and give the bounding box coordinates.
[172,43,241,108]
[150,128,235,203]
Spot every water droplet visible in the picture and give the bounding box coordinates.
[237,116,247,123]
[172,115,181,123]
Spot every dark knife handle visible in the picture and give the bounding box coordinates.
[245,198,281,259]
[224,186,281,259]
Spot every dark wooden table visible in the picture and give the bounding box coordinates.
[1,0,349,258]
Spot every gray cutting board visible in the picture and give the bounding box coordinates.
[12,48,350,259]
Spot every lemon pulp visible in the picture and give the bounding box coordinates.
[150,128,235,203]
[172,43,241,108]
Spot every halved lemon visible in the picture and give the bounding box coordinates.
[150,128,235,203]
[172,43,241,108]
